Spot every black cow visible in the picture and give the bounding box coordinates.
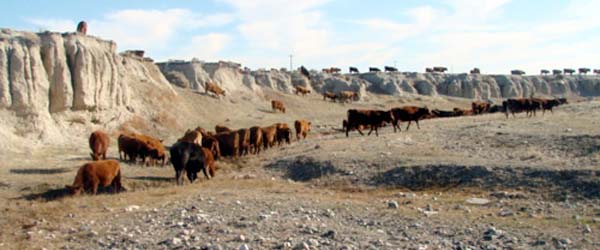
[299,66,310,79]
[169,141,210,185]
[369,67,381,72]
[349,67,359,74]
[384,66,398,72]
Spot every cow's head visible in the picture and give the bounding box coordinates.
[65,185,83,195]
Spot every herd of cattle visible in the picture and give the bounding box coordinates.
[67,93,568,195]
[343,97,569,137]
[67,119,313,195]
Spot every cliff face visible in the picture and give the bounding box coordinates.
[159,60,600,100]
[0,29,173,117]
[0,29,175,149]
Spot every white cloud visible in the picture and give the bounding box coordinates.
[27,8,234,54]
[173,33,231,61]
[27,18,77,32]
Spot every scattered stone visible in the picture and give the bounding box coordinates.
[125,205,140,212]
[321,230,336,239]
[498,209,514,217]
[466,198,490,205]
[171,237,182,246]
[239,244,250,250]
[583,224,592,234]
[388,200,399,209]
[237,234,246,242]
[293,242,310,250]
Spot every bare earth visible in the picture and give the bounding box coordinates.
[0,89,598,250]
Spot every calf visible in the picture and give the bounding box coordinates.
[249,126,263,154]
[431,109,459,118]
[345,109,395,137]
[276,125,292,145]
[89,130,109,161]
[390,106,431,132]
[271,100,286,113]
[135,134,166,166]
[337,91,358,103]
[118,134,150,163]
[294,120,311,140]
[66,160,124,195]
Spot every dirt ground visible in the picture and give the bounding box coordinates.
[0,89,598,249]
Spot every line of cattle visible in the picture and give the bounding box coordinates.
[66,120,313,195]
[67,97,567,195]
[343,97,569,137]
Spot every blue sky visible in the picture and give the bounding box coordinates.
[1,0,599,74]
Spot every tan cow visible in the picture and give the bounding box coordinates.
[205,81,225,97]
[294,120,311,140]
[271,100,286,113]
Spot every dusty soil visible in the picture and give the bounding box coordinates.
[0,89,598,249]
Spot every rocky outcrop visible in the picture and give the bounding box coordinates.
[159,61,600,100]
[0,29,174,116]
[0,29,175,146]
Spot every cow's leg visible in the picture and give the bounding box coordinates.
[346,126,350,137]
[416,120,421,129]
[202,167,211,180]
[356,126,364,136]
[91,178,99,195]
[392,120,398,133]
[406,121,412,131]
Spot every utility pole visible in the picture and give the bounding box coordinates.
[289,54,293,71]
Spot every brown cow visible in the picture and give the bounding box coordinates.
[89,130,109,161]
[294,86,311,95]
[345,109,395,137]
[202,135,221,160]
[272,100,286,113]
[276,126,292,145]
[66,160,124,195]
[249,126,263,154]
[503,98,540,118]
[205,81,225,97]
[471,101,491,115]
[261,126,277,149]
[294,120,311,140]
[453,108,473,117]
[337,91,359,103]
[177,129,203,146]
[118,133,150,163]
[390,106,431,132]
[237,128,251,156]
[135,134,166,166]
[215,125,232,134]
[323,91,337,102]
[215,131,239,157]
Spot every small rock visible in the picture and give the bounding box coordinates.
[321,230,336,239]
[125,205,140,212]
[237,234,246,242]
[565,128,572,132]
[239,244,250,250]
[307,239,319,246]
[583,224,592,234]
[293,242,310,250]
[466,198,490,205]
[314,144,321,149]
[498,209,514,217]
[171,237,182,246]
[388,200,399,209]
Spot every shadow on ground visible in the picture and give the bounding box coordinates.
[10,167,73,175]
